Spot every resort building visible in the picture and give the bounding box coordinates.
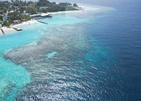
[3,12,9,22]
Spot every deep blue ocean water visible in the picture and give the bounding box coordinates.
[0,0,141,101]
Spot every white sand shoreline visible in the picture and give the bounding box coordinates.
[0,4,115,36]
[0,9,83,36]
[0,19,38,35]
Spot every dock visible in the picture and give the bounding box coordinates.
[0,28,5,35]
[30,13,52,19]
[11,27,22,31]
[35,20,48,25]
[40,14,52,18]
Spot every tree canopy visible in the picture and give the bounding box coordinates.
[0,0,80,26]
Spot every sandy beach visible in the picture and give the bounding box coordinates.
[0,9,84,36]
[0,5,114,36]
[0,19,38,35]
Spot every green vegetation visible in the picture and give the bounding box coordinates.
[66,6,78,11]
[0,15,3,21]
[2,21,11,27]
[73,3,78,7]
[9,12,31,21]
[0,0,80,27]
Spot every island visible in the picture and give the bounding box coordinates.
[0,0,83,34]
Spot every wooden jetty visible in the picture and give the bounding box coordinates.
[40,14,52,18]
[35,20,48,25]
[0,28,5,35]
[11,27,22,31]
[30,13,52,19]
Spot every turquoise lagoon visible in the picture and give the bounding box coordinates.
[0,9,91,100]
[0,5,118,101]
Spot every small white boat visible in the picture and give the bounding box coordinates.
[40,13,52,18]
[16,28,22,31]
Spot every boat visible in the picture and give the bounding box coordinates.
[40,13,52,18]
[16,28,22,31]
